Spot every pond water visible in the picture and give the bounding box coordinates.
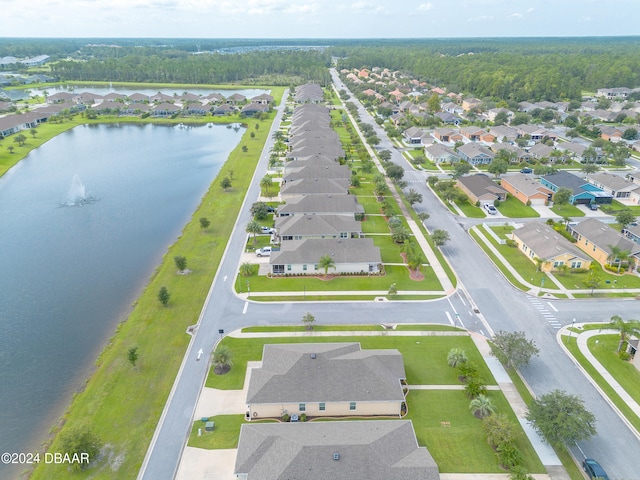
[0,122,242,478]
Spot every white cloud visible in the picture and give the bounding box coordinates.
[467,15,494,22]
[418,3,433,11]
[508,13,523,19]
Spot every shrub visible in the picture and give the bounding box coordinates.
[505,239,517,248]
[282,413,290,422]
[457,361,479,382]
[619,351,631,361]
[300,413,307,422]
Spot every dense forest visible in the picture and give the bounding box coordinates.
[2,37,640,99]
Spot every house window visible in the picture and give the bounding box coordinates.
[340,232,348,238]
[299,403,306,412]
[287,264,291,271]
[314,264,318,270]
[319,402,325,411]
[571,261,581,268]
[553,261,564,268]
[585,240,588,246]
[273,265,284,274]
[593,246,596,252]
[349,402,356,411]
[303,264,307,271]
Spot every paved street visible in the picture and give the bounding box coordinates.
[138,77,640,480]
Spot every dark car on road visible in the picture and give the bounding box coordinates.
[582,458,609,479]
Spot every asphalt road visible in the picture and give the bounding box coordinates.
[138,77,640,480]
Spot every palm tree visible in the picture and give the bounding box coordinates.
[239,262,255,277]
[391,226,411,244]
[212,346,233,374]
[318,254,336,279]
[533,257,546,273]
[260,175,272,198]
[608,315,640,352]
[607,245,630,274]
[469,394,495,419]
[245,220,262,244]
[447,348,467,368]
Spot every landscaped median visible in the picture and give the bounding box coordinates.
[28,88,285,479]
[186,326,546,476]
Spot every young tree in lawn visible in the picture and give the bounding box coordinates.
[447,348,467,368]
[246,219,262,244]
[405,188,423,206]
[581,163,599,174]
[239,262,256,277]
[608,315,640,352]
[469,394,495,418]
[301,312,316,330]
[552,187,572,205]
[318,254,336,279]
[427,175,439,188]
[584,271,601,295]
[487,158,509,178]
[490,330,539,370]
[388,283,397,295]
[250,201,269,221]
[386,164,405,183]
[199,217,210,230]
[483,413,517,450]
[431,229,450,246]
[260,175,272,197]
[607,245,630,274]
[220,176,232,191]
[451,161,471,179]
[212,345,233,374]
[128,347,139,368]
[417,211,430,222]
[526,390,596,448]
[174,255,187,272]
[158,286,170,307]
[615,209,637,230]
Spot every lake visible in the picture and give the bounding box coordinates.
[0,122,242,478]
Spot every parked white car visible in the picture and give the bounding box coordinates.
[255,246,272,257]
[484,204,498,215]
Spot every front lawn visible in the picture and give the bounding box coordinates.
[551,204,585,217]
[455,198,486,218]
[496,196,540,218]
[552,262,640,291]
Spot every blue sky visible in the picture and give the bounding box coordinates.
[2,0,639,38]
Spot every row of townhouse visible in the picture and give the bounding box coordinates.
[269,85,382,277]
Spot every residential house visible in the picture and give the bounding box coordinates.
[403,126,431,145]
[184,103,210,116]
[269,238,381,275]
[212,104,234,116]
[275,215,363,241]
[511,223,592,272]
[586,172,640,205]
[457,143,495,165]
[486,107,514,122]
[234,421,440,480]
[501,173,553,206]
[280,178,350,199]
[250,93,274,104]
[567,218,640,267]
[623,224,640,246]
[441,102,464,115]
[599,125,625,142]
[492,144,532,163]
[152,102,180,117]
[435,112,461,125]
[276,194,364,218]
[596,87,632,99]
[528,143,555,161]
[129,93,150,103]
[556,142,605,163]
[489,125,519,144]
[432,127,462,144]
[283,164,351,183]
[514,124,558,142]
[461,97,482,112]
[460,126,495,143]
[204,92,225,104]
[241,102,269,116]
[245,343,405,418]
[425,144,460,164]
[389,112,406,126]
[540,171,612,205]
[456,174,507,205]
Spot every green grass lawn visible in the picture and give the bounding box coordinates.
[551,262,640,291]
[600,200,640,214]
[206,335,495,390]
[188,415,246,449]
[455,198,486,218]
[497,196,540,218]
[563,334,640,433]
[406,391,544,473]
[551,204,585,217]
[241,324,463,333]
[28,91,285,480]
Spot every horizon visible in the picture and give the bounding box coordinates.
[2,0,639,39]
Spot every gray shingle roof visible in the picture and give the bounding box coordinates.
[277,194,364,216]
[501,173,553,197]
[269,238,381,266]
[275,214,361,238]
[246,343,404,405]
[235,420,440,480]
[570,218,640,256]
[281,178,350,196]
[512,223,589,262]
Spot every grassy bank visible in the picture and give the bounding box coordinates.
[28,88,284,479]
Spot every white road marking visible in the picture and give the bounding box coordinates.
[546,302,558,312]
[445,311,455,326]
[242,302,248,314]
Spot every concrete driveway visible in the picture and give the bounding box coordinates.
[175,448,237,480]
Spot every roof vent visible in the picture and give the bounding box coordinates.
[333,453,340,461]
[310,353,316,359]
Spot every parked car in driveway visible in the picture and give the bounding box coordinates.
[261,226,275,234]
[483,204,498,215]
[582,458,609,480]
[255,246,272,257]
[588,203,598,211]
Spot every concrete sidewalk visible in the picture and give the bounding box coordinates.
[558,325,640,440]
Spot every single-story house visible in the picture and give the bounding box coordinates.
[500,173,553,206]
[456,174,507,205]
[567,218,640,268]
[492,144,532,163]
[514,125,558,142]
[425,143,460,164]
[250,93,274,104]
[241,102,270,116]
[152,102,181,117]
[489,125,519,144]
[435,111,461,125]
[269,238,381,275]
[623,224,640,245]
[275,214,363,241]
[486,107,514,122]
[460,126,495,143]
[556,142,605,163]
[280,178,350,199]
[586,172,640,205]
[403,126,431,145]
[246,343,404,418]
[462,97,482,111]
[277,194,364,218]
[226,93,246,104]
[456,142,495,165]
[432,127,462,144]
[511,223,592,272]
[212,103,235,116]
[234,421,440,480]
[540,171,612,205]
